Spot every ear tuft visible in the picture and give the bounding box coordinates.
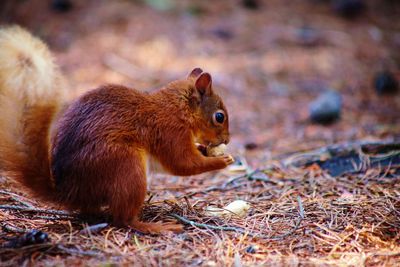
[188,67,203,80]
[195,72,212,96]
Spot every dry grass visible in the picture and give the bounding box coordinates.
[1,160,399,266]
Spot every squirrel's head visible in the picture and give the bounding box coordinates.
[188,68,230,147]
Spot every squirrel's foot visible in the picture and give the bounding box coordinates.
[130,220,183,234]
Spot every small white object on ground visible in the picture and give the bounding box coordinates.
[205,200,251,218]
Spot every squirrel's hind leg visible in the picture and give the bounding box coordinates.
[108,149,182,234]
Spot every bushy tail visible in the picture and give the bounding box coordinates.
[0,26,66,202]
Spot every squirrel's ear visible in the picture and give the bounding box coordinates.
[195,72,212,96]
[188,68,203,80]
[189,87,201,108]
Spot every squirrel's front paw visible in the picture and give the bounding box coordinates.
[220,154,235,166]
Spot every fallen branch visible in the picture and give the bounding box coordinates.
[222,169,261,188]
[0,190,35,208]
[56,244,102,257]
[0,205,73,217]
[2,224,26,233]
[80,223,109,235]
[34,215,74,221]
[270,196,305,240]
[171,214,247,233]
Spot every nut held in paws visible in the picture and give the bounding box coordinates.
[207,144,227,157]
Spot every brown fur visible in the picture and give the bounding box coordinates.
[51,71,231,233]
[0,27,232,234]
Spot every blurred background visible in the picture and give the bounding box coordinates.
[1,0,399,166]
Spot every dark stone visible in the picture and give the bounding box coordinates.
[25,230,49,245]
[374,71,399,95]
[241,0,260,10]
[309,90,342,124]
[51,0,73,13]
[2,230,50,248]
[211,28,234,41]
[245,142,258,150]
[332,0,365,18]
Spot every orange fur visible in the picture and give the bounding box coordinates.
[51,77,231,232]
[0,27,232,234]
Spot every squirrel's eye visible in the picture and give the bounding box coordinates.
[213,111,225,124]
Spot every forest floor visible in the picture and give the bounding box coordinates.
[1,0,400,266]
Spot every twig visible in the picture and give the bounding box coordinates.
[56,244,102,257]
[268,196,305,240]
[171,214,247,233]
[80,223,109,235]
[2,224,26,233]
[0,190,25,199]
[34,215,74,221]
[222,168,260,188]
[0,190,35,208]
[0,205,73,217]
[9,196,35,208]
[249,175,272,183]
[0,243,52,252]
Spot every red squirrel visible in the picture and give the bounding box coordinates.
[0,26,233,233]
